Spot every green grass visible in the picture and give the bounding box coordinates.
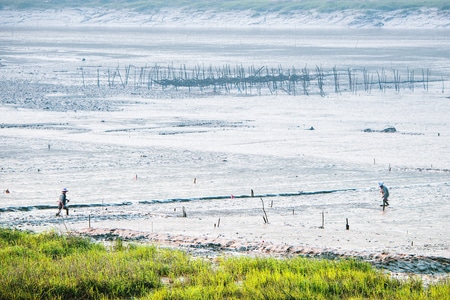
[1,0,449,12]
[0,228,448,299]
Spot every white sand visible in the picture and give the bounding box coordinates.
[1,7,449,29]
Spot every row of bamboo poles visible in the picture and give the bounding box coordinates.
[79,64,444,95]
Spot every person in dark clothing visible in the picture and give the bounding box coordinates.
[56,188,70,216]
[379,182,389,207]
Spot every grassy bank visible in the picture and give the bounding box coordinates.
[1,0,449,12]
[0,228,448,299]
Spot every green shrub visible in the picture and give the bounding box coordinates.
[0,228,449,299]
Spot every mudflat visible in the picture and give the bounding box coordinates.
[1,10,449,280]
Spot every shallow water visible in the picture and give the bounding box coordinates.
[1,26,450,82]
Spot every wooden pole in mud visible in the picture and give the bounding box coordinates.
[348,68,353,92]
[81,67,85,87]
[346,218,349,230]
[321,211,324,229]
[333,66,340,94]
[261,198,269,224]
[88,214,91,228]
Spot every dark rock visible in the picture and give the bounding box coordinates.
[381,126,397,133]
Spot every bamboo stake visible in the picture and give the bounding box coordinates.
[261,198,269,224]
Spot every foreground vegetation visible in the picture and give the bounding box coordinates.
[0,228,448,299]
[1,0,449,12]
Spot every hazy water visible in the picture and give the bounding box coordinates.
[1,26,450,82]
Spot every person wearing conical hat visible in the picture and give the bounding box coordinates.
[56,188,70,216]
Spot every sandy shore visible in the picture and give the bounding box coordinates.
[75,226,450,283]
[1,8,450,29]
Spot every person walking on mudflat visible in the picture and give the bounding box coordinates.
[379,182,389,207]
[56,188,70,216]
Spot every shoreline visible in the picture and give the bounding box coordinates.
[76,227,450,281]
